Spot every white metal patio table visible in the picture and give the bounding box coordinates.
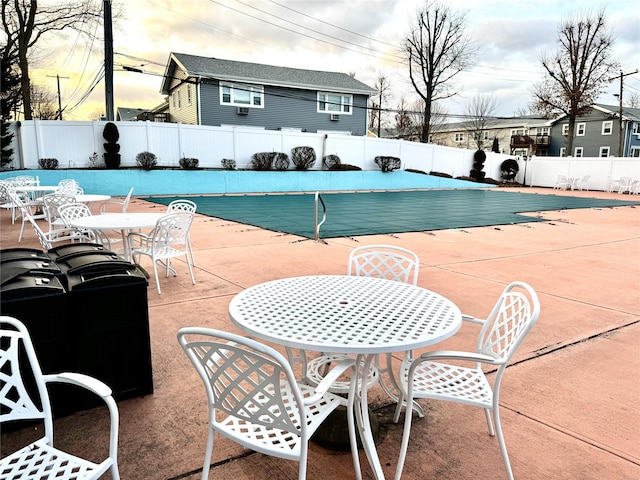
[69,212,165,261]
[228,274,462,480]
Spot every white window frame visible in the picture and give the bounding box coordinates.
[454,133,464,142]
[632,122,639,135]
[576,122,586,136]
[172,92,177,108]
[220,82,264,108]
[511,128,526,135]
[187,85,192,106]
[601,121,613,135]
[562,124,569,136]
[317,92,352,114]
[574,147,583,157]
[631,146,640,157]
[559,147,566,156]
[599,146,610,157]
[177,90,181,109]
[536,127,550,135]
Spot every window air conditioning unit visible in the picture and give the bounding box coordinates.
[330,114,340,121]
[237,107,249,115]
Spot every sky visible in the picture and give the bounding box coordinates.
[24,0,640,121]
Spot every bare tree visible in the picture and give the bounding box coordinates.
[373,74,391,138]
[404,0,476,143]
[626,92,640,109]
[531,8,618,156]
[393,98,414,140]
[464,95,497,150]
[29,83,58,119]
[411,98,447,143]
[1,0,102,120]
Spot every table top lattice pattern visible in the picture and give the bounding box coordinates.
[229,275,462,354]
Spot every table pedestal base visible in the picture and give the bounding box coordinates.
[311,405,380,451]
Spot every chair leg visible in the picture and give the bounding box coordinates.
[394,386,415,480]
[201,427,215,480]
[493,403,514,480]
[152,259,162,294]
[485,407,495,436]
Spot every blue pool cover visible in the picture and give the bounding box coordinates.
[142,189,639,239]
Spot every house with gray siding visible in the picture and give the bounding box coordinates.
[549,104,640,157]
[160,52,376,136]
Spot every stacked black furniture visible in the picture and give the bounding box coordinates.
[0,244,153,417]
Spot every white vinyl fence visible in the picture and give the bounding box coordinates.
[6,120,639,190]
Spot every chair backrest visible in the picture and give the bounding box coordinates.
[167,199,197,213]
[56,179,81,194]
[152,211,194,248]
[0,316,54,435]
[177,327,309,439]
[476,281,540,363]
[59,202,93,226]
[14,175,38,186]
[43,193,76,226]
[348,244,420,285]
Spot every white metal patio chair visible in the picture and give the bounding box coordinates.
[0,315,121,480]
[128,211,196,294]
[618,176,633,194]
[7,188,47,242]
[393,281,541,480]
[167,199,197,265]
[177,327,356,480]
[100,186,133,214]
[59,202,113,250]
[302,245,420,404]
[553,175,568,190]
[42,192,77,241]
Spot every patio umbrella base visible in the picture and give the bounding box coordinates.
[311,405,380,451]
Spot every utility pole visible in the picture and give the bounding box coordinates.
[47,74,69,120]
[609,69,638,157]
[104,0,114,121]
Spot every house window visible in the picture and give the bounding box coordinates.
[562,124,569,136]
[511,128,526,135]
[576,123,586,136]
[172,92,177,108]
[574,147,583,157]
[177,90,181,109]
[601,121,613,135]
[632,122,639,135]
[599,147,610,157]
[454,133,464,142]
[317,92,352,114]
[220,82,264,108]
[631,147,640,157]
[535,127,549,135]
[483,131,489,140]
[187,85,192,105]
[559,147,566,156]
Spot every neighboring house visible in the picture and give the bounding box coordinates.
[159,52,376,135]
[116,103,170,122]
[550,104,640,157]
[116,107,147,121]
[429,115,551,157]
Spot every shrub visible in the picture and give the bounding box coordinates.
[331,163,361,171]
[179,157,199,169]
[429,171,452,178]
[136,151,157,170]
[221,158,236,170]
[102,122,121,169]
[322,154,341,170]
[251,152,275,170]
[406,168,427,175]
[291,146,315,170]
[88,152,102,169]
[273,152,290,170]
[374,156,401,172]
[38,158,58,170]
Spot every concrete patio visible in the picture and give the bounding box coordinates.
[1,186,638,480]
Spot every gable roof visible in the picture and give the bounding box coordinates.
[432,114,552,133]
[549,104,640,124]
[161,52,376,96]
